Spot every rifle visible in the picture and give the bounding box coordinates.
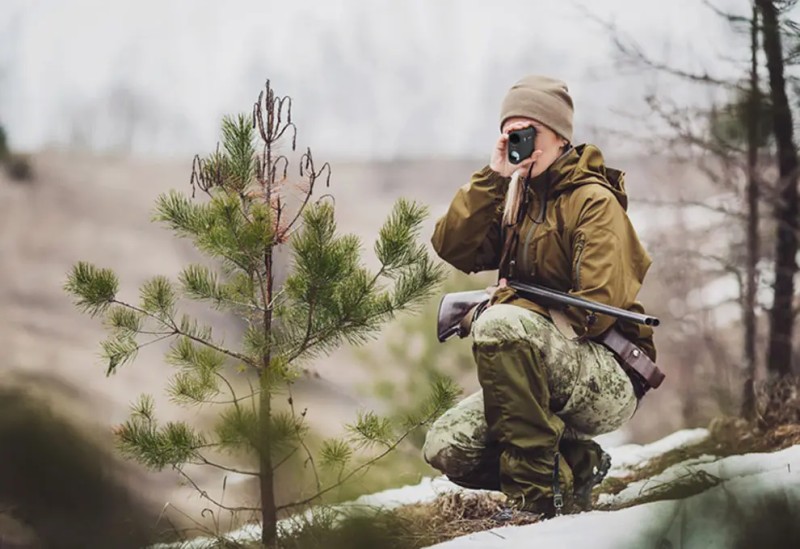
[436,280,660,343]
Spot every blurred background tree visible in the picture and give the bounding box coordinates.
[585,0,800,430]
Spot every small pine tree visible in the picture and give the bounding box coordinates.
[64,81,457,547]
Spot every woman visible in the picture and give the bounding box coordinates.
[424,75,657,517]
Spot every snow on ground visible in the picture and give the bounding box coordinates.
[161,428,800,549]
[430,445,800,549]
[152,477,471,548]
[600,443,800,508]
[346,476,463,508]
[605,428,709,478]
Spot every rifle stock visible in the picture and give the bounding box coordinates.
[436,289,490,342]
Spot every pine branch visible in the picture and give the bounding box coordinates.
[215,372,241,411]
[140,275,177,317]
[275,417,419,513]
[173,321,251,365]
[280,155,329,239]
[374,198,428,271]
[282,299,393,364]
[116,398,208,470]
[221,114,256,192]
[275,429,414,512]
[347,411,394,449]
[64,262,119,317]
[153,190,264,274]
[215,405,259,453]
[105,305,143,334]
[179,264,264,313]
[175,467,260,514]
[100,333,140,375]
[275,379,458,512]
[110,298,254,366]
[287,387,321,493]
[318,439,353,470]
[167,367,220,405]
[191,455,259,477]
[272,447,299,472]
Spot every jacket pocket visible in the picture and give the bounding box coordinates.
[524,225,570,284]
[572,234,586,291]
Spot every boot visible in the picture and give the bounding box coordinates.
[573,449,611,511]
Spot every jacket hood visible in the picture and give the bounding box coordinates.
[538,144,629,211]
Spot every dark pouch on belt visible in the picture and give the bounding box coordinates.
[597,328,665,399]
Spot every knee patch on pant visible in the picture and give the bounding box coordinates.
[472,304,536,345]
[422,391,487,478]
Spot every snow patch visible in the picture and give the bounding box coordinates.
[606,428,709,478]
[151,477,471,548]
[150,429,720,548]
[604,443,800,508]
[429,445,800,549]
[347,475,464,508]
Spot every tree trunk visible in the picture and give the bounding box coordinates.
[259,115,278,547]
[758,0,799,378]
[258,284,278,547]
[741,2,760,420]
[259,371,277,547]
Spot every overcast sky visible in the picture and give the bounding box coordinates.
[0,0,775,160]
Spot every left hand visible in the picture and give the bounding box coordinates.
[485,278,508,300]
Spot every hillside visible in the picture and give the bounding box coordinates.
[0,148,718,536]
[0,150,483,528]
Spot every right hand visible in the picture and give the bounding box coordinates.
[489,123,542,178]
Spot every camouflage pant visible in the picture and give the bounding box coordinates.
[422,304,636,508]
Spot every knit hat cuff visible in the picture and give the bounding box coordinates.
[499,76,574,142]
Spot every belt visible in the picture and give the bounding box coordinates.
[596,328,665,400]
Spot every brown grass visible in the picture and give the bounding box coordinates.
[390,491,540,547]
[224,491,535,549]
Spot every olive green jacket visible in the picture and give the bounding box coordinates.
[431,144,656,361]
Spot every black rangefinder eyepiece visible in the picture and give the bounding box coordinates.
[507,126,537,165]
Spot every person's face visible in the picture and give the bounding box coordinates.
[502,117,569,178]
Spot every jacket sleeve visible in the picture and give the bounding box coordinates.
[563,189,652,338]
[431,166,509,273]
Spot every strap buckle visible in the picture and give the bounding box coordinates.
[553,451,564,516]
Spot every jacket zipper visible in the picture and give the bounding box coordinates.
[520,188,549,277]
[521,219,538,277]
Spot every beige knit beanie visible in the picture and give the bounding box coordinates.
[499,75,574,142]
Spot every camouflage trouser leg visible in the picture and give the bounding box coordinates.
[423,304,637,508]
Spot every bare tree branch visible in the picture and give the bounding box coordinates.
[572,1,742,89]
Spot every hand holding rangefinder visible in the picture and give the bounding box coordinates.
[507,126,537,165]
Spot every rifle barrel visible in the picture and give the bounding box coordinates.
[507,281,660,327]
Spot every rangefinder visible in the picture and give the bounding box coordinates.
[507,126,537,164]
